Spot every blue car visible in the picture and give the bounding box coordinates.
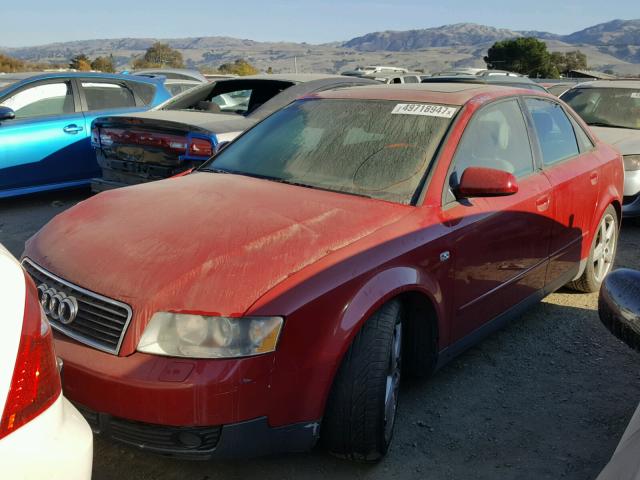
[0,72,171,198]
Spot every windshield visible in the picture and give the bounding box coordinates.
[203,99,457,204]
[562,87,640,130]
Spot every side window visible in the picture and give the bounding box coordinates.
[81,82,136,111]
[449,99,534,190]
[403,76,419,84]
[0,82,74,119]
[128,82,156,105]
[569,116,594,153]
[392,77,402,84]
[525,98,579,166]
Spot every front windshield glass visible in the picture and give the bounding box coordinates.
[203,99,457,204]
[562,87,640,129]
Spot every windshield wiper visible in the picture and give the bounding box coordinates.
[588,121,639,130]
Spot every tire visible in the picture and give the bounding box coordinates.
[568,205,618,293]
[321,300,402,462]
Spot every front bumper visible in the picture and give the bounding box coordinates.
[76,404,319,459]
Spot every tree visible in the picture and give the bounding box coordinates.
[132,42,184,69]
[218,59,259,76]
[266,66,273,74]
[69,54,92,71]
[550,50,587,76]
[485,37,559,78]
[0,53,26,73]
[91,55,115,73]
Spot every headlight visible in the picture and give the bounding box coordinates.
[137,312,283,358]
[623,155,640,171]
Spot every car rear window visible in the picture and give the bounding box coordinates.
[205,98,458,204]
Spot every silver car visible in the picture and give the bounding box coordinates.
[562,81,640,218]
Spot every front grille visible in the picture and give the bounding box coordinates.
[22,258,132,355]
[75,404,222,459]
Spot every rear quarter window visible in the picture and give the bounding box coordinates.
[128,81,156,105]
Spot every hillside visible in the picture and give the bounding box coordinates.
[2,19,639,75]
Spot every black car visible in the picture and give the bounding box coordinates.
[90,74,378,191]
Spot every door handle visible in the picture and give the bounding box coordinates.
[536,195,551,212]
[63,124,84,134]
[590,171,599,186]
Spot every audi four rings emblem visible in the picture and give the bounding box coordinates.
[37,284,79,325]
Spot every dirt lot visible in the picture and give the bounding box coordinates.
[2,189,640,480]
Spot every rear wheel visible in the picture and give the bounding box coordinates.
[322,300,402,462]
[568,205,618,293]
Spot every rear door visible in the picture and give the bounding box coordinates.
[523,97,601,290]
[0,79,87,192]
[441,97,555,341]
[78,79,144,180]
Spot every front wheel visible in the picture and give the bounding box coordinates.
[568,205,618,293]
[321,300,402,462]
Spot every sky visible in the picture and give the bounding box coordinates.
[1,0,639,47]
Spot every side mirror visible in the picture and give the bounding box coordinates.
[457,166,518,198]
[599,268,640,352]
[0,106,15,121]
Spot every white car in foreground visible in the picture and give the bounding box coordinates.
[0,244,92,480]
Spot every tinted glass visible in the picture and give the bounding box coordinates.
[450,99,534,189]
[0,81,74,119]
[561,87,640,130]
[404,76,419,84]
[129,82,156,105]
[569,117,594,153]
[81,82,136,111]
[206,99,457,204]
[525,98,579,166]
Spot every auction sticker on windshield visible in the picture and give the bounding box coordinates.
[392,103,458,118]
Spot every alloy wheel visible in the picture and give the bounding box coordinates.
[593,213,616,282]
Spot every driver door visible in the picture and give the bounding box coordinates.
[0,79,86,192]
[440,98,554,341]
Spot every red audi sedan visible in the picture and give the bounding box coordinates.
[23,83,623,461]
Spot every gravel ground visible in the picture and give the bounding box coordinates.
[2,189,640,480]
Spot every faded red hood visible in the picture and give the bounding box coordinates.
[26,172,411,353]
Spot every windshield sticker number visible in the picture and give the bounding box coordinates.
[632,92,640,99]
[392,103,457,118]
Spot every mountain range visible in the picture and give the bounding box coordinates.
[2,19,640,75]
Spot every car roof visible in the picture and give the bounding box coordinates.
[131,68,207,82]
[0,71,164,85]
[423,74,535,85]
[572,79,640,89]
[310,83,542,106]
[363,72,423,79]
[226,73,346,83]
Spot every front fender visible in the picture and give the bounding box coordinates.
[338,266,446,354]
